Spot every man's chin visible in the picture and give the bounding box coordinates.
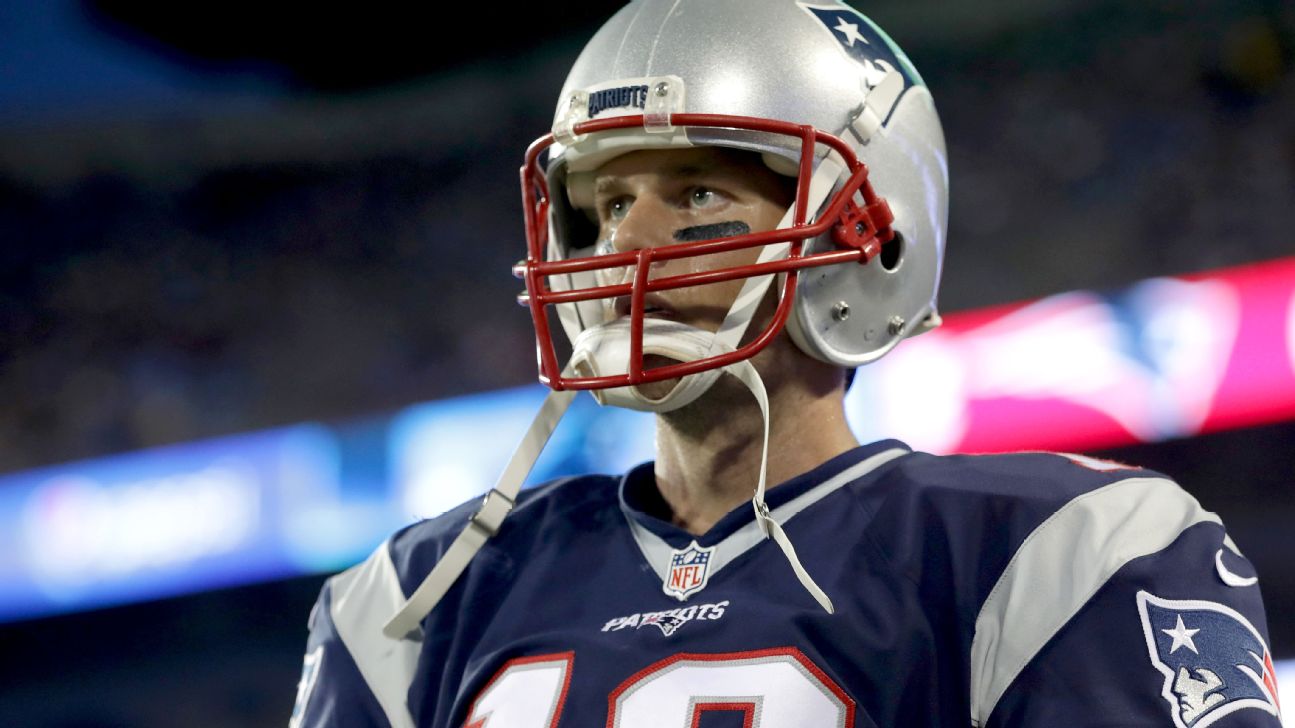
[635,354,684,401]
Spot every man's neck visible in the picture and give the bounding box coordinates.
[652,362,858,536]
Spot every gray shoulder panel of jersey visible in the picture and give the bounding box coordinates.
[968,476,1223,727]
[329,541,420,728]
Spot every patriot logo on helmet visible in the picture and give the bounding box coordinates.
[1137,591,1281,728]
[798,2,923,128]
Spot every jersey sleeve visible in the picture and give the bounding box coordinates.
[977,477,1282,728]
[289,579,392,728]
[290,540,424,728]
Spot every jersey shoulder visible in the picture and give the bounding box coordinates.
[905,454,1282,728]
[857,447,1217,640]
[292,471,623,727]
[892,448,1171,505]
[871,450,1276,728]
[864,448,1187,570]
[387,471,623,601]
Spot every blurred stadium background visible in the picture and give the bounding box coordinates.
[1,0,1292,725]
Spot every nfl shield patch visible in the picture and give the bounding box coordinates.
[663,541,715,601]
[1137,591,1281,728]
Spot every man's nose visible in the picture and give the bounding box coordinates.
[610,195,676,256]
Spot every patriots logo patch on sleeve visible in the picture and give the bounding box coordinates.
[1137,591,1281,728]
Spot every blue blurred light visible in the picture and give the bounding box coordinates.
[0,385,657,623]
[0,424,340,620]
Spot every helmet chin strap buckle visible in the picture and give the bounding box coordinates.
[850,67,906,144]
[753,499,774,538]
[469,489,515,539]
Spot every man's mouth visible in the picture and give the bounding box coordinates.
[614,294,675,320]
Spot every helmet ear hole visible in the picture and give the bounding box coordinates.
[550,173,602,252]
[566,205,601,250]
[879,231,903,271]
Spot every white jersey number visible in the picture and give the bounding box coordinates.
[465,653,573,728]
[465,648,853,727]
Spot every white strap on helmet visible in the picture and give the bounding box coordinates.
[383,385,577,640]
[715,154,844,351]
[724,356,835,614]
[383,360,835,642]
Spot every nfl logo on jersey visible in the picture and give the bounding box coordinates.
[664,541,715,600]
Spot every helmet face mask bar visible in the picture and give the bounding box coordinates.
[516,112,897,394]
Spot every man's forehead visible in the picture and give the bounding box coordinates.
[592,147,763,187]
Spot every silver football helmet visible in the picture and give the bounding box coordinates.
[516,0,948,408]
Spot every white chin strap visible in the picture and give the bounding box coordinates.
[382,156,846,639]
[568,318,724,413]
[729,357,837,614]
[383,382,579,640]
[571,318,835,614]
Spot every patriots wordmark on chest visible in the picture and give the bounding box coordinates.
[664,541,715,601]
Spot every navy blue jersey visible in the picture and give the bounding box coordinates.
[290,440,1281,728]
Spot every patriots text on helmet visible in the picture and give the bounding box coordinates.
[587,85,650,118]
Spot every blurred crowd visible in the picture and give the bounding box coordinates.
[0,1,1291,475]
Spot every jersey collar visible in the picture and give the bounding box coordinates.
[617,440,911,589]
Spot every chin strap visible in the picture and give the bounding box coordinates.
[382,385,577,640]
[714,155,844,350]
[725,357,835,615]
[382,352,834,641]
[572,323,836,613]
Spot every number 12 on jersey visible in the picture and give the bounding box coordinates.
[464,647,854,727]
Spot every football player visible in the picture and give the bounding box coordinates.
[291,1,1282,726]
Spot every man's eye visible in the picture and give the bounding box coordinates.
[606,197,631,221]
[689,188,717,209]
